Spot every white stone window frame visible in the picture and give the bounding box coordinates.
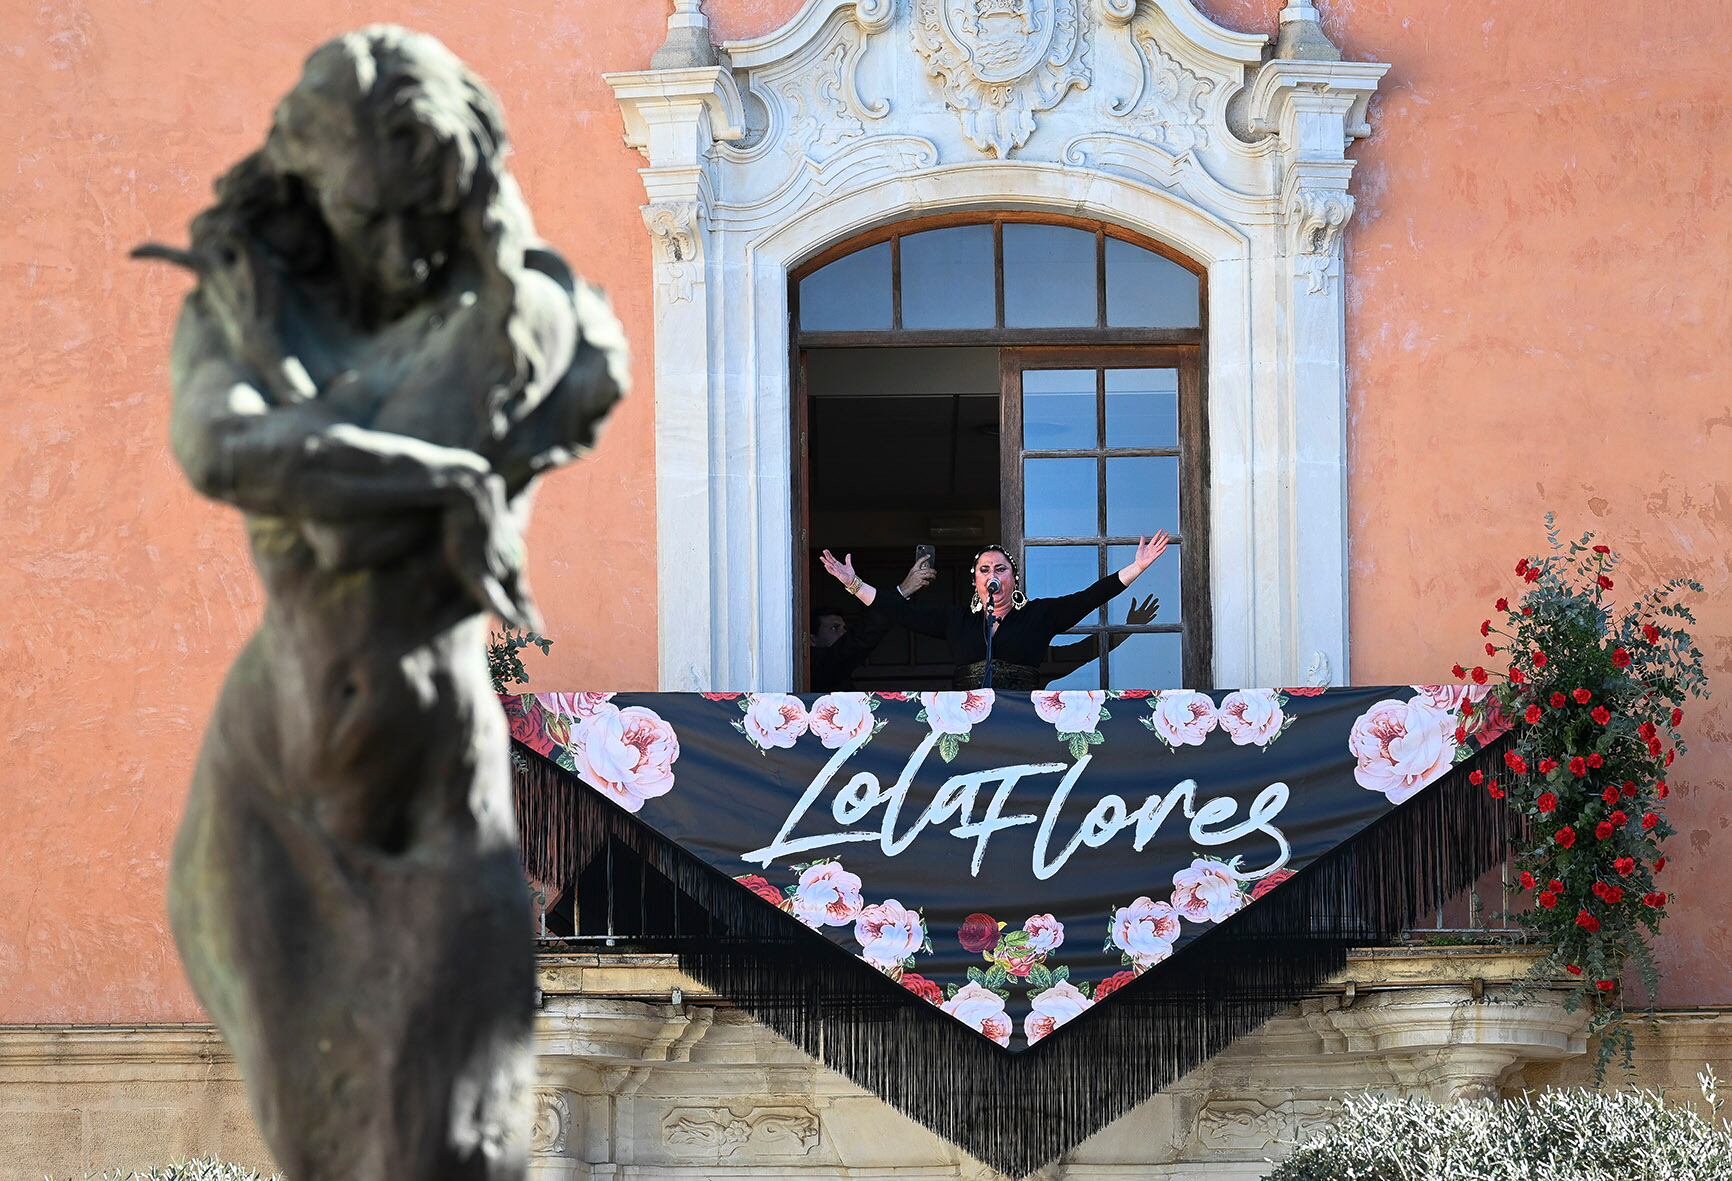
[609,0,1387,691]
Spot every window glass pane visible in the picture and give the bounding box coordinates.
[1022,369,1095,450]
[799,242,892,331]
[1024,544,1100,611]
[1105,368,1178,449]
[901,225,995,330]
[1105,455,1179,537]
[1107,631,1184,690]
[1105,238,1200,328]
[1107,544,1181,624]
[1004,224,1096,328]
[1047,633,1102,689]
[1024,458,1098,539]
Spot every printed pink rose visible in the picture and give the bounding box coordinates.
[901,973,943,1005]
[1170,858,1244,924]
[941,982,1012,1046]
[1472,694,1516,745]
[700,692,745,701]
[1110,896,1181,967]
[1023,981,1095,1045]
[502,695,557,757]
[1147,690,1219,747]
[733,874,787,908]
[743,693,809,750]
[1032,690,1106,735]
[790,861,864,928]
[920,690,995,735]
[1248,868,1295,901]
[1411,683,1489,714]
[536,691,617,719]
[1217,689,1287,748]
[854,899,926,969]
[807,692,876,749]
[569,704,680,813]
[875,692,914,701]
[999,949,1043,979]
[1022,913,1065,954]
[1348,697,1459,803]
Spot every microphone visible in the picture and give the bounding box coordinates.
[987,578,1002,597]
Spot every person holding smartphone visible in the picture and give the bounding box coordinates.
[810,555,936,692]
[818,533,1169,690]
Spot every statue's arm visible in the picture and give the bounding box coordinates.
[169,295,498,521]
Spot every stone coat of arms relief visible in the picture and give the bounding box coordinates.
[913,0,1090,156]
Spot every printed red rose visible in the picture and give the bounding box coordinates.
[1094,970,1139,1002]
[1591,706,1612,725]
[1576,910,1601,933]
[958,913,1000,954]
[501,696,559,757]
[900,973,944,1005]
[1249,868,1296,901]
[734,874,785,908]
[1554,826,1576,848]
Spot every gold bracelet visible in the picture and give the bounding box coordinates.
[845,576,863,596]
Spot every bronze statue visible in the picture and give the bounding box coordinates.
[135,26,626,1179]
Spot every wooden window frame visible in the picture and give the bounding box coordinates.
[792,214,1211,691]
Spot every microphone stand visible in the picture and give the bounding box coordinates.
[982,580,999,689]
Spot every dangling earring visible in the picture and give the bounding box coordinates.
[1010,589,1028,610]
[969,592,984,613]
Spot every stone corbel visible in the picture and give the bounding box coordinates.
[641,200,704,304]
[529,1087,586,1180]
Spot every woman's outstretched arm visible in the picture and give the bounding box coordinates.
[1039,532,1172,633]
[819,550,952,640]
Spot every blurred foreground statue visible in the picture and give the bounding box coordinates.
[135,26,626,1180]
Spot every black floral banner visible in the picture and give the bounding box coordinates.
[506,687,1510,1056]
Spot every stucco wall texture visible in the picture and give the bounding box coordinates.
[2,0,1727,1024]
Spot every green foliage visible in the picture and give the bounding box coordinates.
[1266,1073,1732,1181]
[487,627,552,692]
[54,1161,281,1181]
[1463,515,1707,1074]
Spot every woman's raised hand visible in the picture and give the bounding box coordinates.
[1118,530,1171,585]
[819,549,857,586]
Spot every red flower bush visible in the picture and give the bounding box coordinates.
[1463,518,1705,1074]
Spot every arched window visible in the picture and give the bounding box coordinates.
[794,215,1210,690]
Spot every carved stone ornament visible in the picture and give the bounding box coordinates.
[1290,187,1355,294]
[912,0,1091,157]
[1108,24,1214,155]
[642,201,702,303]
[530,1090,574,1156]
[662,1105,820,1158]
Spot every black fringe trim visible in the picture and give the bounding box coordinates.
[513,735,1517,1179]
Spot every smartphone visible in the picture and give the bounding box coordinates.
[915,544,935,566]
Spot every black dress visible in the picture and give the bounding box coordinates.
[869,573,1128,689]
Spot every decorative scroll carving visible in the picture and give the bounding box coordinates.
[776,21,888,154]
[662,1105,820,1157]
[530,1090,574,1156]
[1196,1096,1340,1150]
[642,201,703,303]
[1289,187,1354,294]
[912,0,1091,157]
[1108,25,1214,154]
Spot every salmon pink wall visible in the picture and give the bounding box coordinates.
[1,0,1727,1022]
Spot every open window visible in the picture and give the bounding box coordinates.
[793,215,1210,691]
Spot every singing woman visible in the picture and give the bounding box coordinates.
[818,532,1169,690]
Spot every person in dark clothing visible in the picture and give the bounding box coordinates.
[809,557,935,691]
[818,534,1170,690]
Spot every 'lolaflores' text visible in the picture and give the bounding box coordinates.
[741,730,1290,881]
